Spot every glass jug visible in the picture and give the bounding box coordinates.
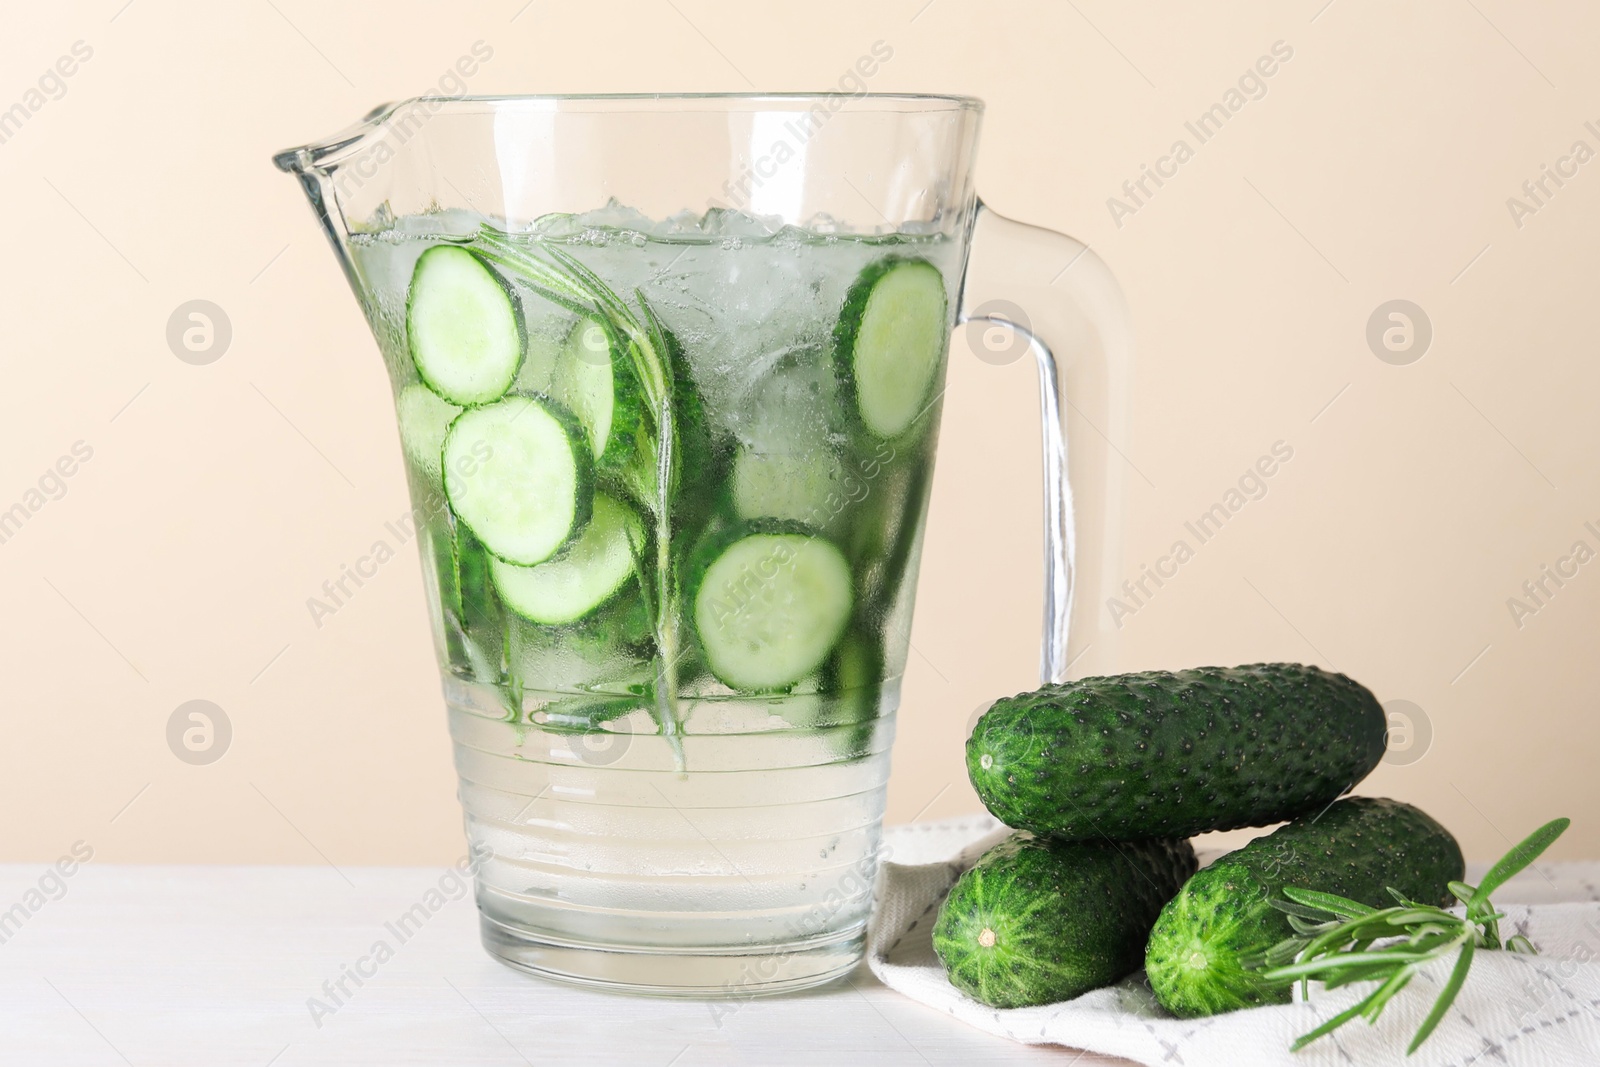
[275,93,1132,996]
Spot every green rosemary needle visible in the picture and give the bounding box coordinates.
[1251,816,1570,1055]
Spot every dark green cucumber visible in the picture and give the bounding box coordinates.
[934,833,1197,1009]
[968,664,1387,841]
[1144,796,1464,1017]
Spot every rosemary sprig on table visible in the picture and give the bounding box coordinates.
[1250,816,1570,1055]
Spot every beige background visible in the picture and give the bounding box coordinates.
[1,0,1595,867]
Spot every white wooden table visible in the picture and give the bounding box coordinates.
[0,864,1126,1066]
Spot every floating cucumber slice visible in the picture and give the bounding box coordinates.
[731,351,845,524]
[443,396,593,566]
[848,450,934,632]
[822,631,884,726]
[828,633,888,760]
[691,526,854,692]
[659,316,726,533]
[489,493,644,625]
[444,527,507,685]
[549,316,642,470]
[395,382,461,484]
[730,447,845,525]
[778,632,886,759]
[512,313,572,396]
[407,245,524,406]
[834,257,949,439]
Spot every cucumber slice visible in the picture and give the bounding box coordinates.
[489,493,644,625]
[660,318,727,535]
[512,313,572,396]
[730,447,846,525]
[849,450,934,633]
[395,382,461,484]
[407,245,524,406]
[777,631,886,760]
[446,527,508,685]
[822,631,884,726]
[834,257,949,439]
[691,526,854,692]
[549,316,642,470]
[731,351,846,524]
[443,396,593,566]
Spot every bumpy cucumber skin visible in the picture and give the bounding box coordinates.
[1144,796,1464,1017]
[832,255,949,441]
[968,664,1388,841]
[934,833,1197,1009]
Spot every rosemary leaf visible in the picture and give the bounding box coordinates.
[1282,887,1378,919]
[1408,939,1475,1055]
[1469,817,1570,909]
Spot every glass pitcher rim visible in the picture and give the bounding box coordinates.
[273,93,984,173]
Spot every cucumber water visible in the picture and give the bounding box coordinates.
[347,207,958,956]
[353,209,956,729]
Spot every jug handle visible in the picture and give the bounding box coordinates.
[956,202,1136,683]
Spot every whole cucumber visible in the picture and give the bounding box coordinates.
[933,833,1197,1008]
[1144,796,1464,1017]
[968,663,1387,841]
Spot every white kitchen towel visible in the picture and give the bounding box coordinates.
[873,818,1600,1066]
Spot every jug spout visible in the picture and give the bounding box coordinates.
[273,102,402,290]
[272,101,400,176]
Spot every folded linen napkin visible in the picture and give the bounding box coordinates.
[871,817,1600,1066]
